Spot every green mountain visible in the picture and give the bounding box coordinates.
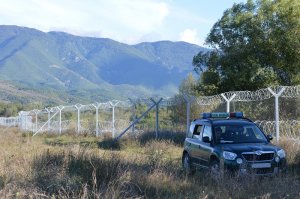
[0,25,207,104]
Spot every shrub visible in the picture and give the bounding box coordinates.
[138,131,185,146]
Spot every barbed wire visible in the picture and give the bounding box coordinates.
[255,120,300,139]
[1,85,300,140]
[1,85,300,120]
[189,86,300,106]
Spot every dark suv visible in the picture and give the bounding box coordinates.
[182,112,286,176]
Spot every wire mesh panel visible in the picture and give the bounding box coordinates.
[255,121,300,139]
[1,85,299,141]
[0,116,20,127]
[188,86,300,140]
[113,104,132,137]
[157,98,185,132]
[74,104,94,135]
[123,99,148,135]
[98,104,112,135]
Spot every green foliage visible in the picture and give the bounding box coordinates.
[97,138,122,150]
[169,74,200,124]
[0,102,22,117]
[0,102,44,117]
[178,73,198,96]
[193,0,300,95]
[138,131,186,146]
[196,70,221,96]
[0,102,21,117]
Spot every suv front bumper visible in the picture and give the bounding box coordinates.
[223,158,286,175]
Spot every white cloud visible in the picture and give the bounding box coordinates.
[0,0,221,45]
[0,0,169,43]
[179,29,203,45]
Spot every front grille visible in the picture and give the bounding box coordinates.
[242,152,274,161]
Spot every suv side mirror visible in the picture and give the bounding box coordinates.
[267,134,273,141]
[203,136,210,143]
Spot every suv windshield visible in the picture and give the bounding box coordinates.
[213,123,268,144]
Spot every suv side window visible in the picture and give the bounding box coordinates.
[188,123,196,138]
[193,125,203,139]
[202,125,212,141]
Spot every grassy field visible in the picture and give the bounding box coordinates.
[0,127,300,198]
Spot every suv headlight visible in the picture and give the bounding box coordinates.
[223,151,237,160]
[277,149,286,158]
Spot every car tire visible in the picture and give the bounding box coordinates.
[182,153,195,175]
[210,160,222,180]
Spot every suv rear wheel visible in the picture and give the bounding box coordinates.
[182,153,195,175]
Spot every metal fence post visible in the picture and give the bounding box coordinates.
[150,98,163,139]
[96,107,99,136]
[128,99,137,135]
[25,112,28,131]
[19,111,28,131]
[112,105,115,138]
[57,106,65,135]
[268,87,286,143]
[92,103,101,137]
[221,94,236,113]
[75,104,83,134]
[109,101,120,138]
[45,108,51,132]
[32,109,40,133]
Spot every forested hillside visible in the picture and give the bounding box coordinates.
[0,25,207,103]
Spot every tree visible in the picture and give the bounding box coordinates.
[178,73,198,96]
[193,0,300,95]
[0,102,23,117]
[169,73,199,124]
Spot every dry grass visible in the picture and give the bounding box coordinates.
[0,127,300,198]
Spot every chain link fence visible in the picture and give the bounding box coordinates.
[183,86,300,143]
[0,86,299,142]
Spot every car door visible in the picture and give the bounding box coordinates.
[193,124,213,167]
[189,123,214,167]
[187,124,204,165]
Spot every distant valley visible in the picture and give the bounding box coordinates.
[0,25,207,104]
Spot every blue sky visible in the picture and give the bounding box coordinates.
[0,0,246,46]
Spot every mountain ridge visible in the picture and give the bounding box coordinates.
[0,25,207,104]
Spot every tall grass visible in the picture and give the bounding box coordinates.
[0,127,300,198]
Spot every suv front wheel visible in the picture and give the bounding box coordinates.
[210,160,220,174]
[210,160,223,180]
